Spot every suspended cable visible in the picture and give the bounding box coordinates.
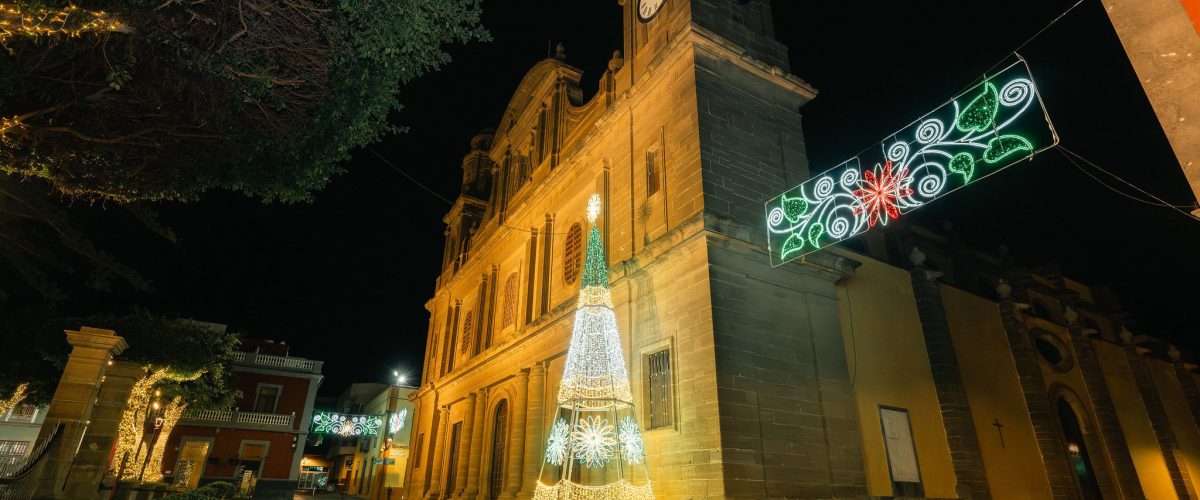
[1055,146,1199,221]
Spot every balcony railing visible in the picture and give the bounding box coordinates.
[230,351,321,373]
[181,409,295,428]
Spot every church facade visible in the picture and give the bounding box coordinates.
[402,1,1200,498]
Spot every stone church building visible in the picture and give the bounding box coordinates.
[403,1,1200,498]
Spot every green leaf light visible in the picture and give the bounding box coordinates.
[983,135,1033,164]
[807,222,825,248]
[956,82,999,133]
[781,195,808,223]
[948,153,975,182]
[780,233,806,259]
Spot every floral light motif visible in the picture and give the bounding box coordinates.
[571,416,617,468]
[545,418,570,466]
[765,59,1058,265]
[312,412,383,436]
[852,161,913,228]
[389,408,408,436]
[618,416,645,465]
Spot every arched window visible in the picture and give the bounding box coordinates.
[563,223,584,285]
[488,400,509,499]
[461,312,474,355]
[502,273,518,328]
[1057,397,1103,499]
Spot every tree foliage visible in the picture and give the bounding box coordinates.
[0,310,241,408]
[0,0,488,203]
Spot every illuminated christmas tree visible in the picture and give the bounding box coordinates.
[534,195,653,499]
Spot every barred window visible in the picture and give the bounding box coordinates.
[647,349,673,429]
[461,312,474,354]
[563,223,584,285]
[502,273,518,328]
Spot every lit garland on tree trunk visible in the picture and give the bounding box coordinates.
[112,367,201,480]
[0,383,28,416]
[0,4,126,44]
[534,195,654,500]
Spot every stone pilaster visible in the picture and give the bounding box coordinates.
[33,326,128,500]
[71,360,142,499]
[464,388,488,499]
[498,369,529,500]
[997,292,1079,500]
[1120,330,1197,499]
[426,405,451,500]
[1168,347,1200,431]
[1065,318,1143,499]
[907,256,991,499]
[516,363,546,499]
[451,393,477,499]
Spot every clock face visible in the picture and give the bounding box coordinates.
[638,0,665,22]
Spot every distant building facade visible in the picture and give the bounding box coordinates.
[320,382,416,500]
[406,1,1200,498]
[0,402,46,466]
[161,339,323,499]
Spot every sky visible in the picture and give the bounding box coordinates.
[38,0,1200,396]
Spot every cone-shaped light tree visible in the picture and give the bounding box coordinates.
[534,194,653,499]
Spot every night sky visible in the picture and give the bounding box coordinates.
[42,1,1200,395]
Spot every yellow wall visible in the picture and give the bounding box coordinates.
[1095,342,1177,499]
[1146,357,1200,494]
[838,257,956,498]
[941,285,1054,499]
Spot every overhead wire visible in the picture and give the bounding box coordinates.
[1055,145,1199,220]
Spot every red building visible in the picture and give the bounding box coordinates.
[161,339,324,499]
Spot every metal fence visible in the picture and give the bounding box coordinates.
[0,423,61,500]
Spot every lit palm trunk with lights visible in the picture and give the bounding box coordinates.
[534,195,653,500]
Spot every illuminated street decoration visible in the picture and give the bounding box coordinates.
[765,60,1057,265]
[389,408,408,436]
[312,412,383,436]
[535,194,654,499]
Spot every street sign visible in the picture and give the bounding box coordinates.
[371,457,396,465]
[765,59,1057,265]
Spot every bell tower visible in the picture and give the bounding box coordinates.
[619,0,790,84]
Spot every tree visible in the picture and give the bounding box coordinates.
[0,0,488,203]
[535,196,654,499]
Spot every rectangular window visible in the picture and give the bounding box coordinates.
[879,406,923,496]
[647,349,673,429]
[444,423,463,491]
[253,385,281,413]
[645,149,661,196]
[414,433,424,468]
[5,405,37,423]
[0,440,29,457]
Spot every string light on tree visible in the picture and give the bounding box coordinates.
[765,59,1058,264]
[0,4,126,44]
[534,194,654,500]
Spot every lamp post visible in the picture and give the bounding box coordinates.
[137,401,165,482]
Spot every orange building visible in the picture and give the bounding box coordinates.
[160,339,323,499]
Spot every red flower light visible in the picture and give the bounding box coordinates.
[853,160,913,227]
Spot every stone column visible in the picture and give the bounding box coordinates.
[33,326,128,500]
[1064,312,1143,499]
[451,393,477,499]
[464,388,488,499]
[426,405,451,500]
[996,280,1080,500]
[907,252,991,499]
[515,363,545,499]
[1119,329,1198,499]
[66,360,142,499]
[1168,346,1200,431]
[498,369,529,500]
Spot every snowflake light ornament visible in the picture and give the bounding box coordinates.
[571,415,617,468]
[852,160,913,228]
[545,418,570,466]
[618,416,645,464]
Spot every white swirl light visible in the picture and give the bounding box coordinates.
[887,141,909,163]
[826,212,852,238]
[1000,79,1032,106]
[915,119,944,144]
[839,168,860,188]
[767,207,785,227]
[813,176,835,199]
